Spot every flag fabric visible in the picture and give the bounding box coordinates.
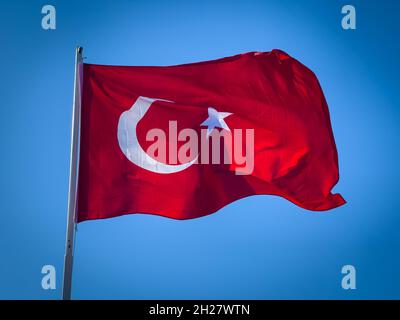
[77,49,345,222]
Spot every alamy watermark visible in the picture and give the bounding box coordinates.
[41,5,56,30]
[341,5,356,30]
[145,120,255,175]
[341,265,356,290]
[41,265,56,290]
[117,97,255,175]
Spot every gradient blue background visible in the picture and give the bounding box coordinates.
[0,0,399,299]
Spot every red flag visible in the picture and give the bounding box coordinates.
[77,50,345,222]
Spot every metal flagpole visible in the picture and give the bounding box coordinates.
[62,46,83,300]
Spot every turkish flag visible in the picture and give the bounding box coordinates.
[77,50,345,222]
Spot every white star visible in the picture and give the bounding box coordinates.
[200,107,232,136]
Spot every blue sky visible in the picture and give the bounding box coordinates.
[0,0,399,299]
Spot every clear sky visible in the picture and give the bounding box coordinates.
[0,0,399,299]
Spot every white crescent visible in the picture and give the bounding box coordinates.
[117,96,197,174]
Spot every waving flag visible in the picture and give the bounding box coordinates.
[76,49,345,222]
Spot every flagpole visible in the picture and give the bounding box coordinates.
[62,46,83,300]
